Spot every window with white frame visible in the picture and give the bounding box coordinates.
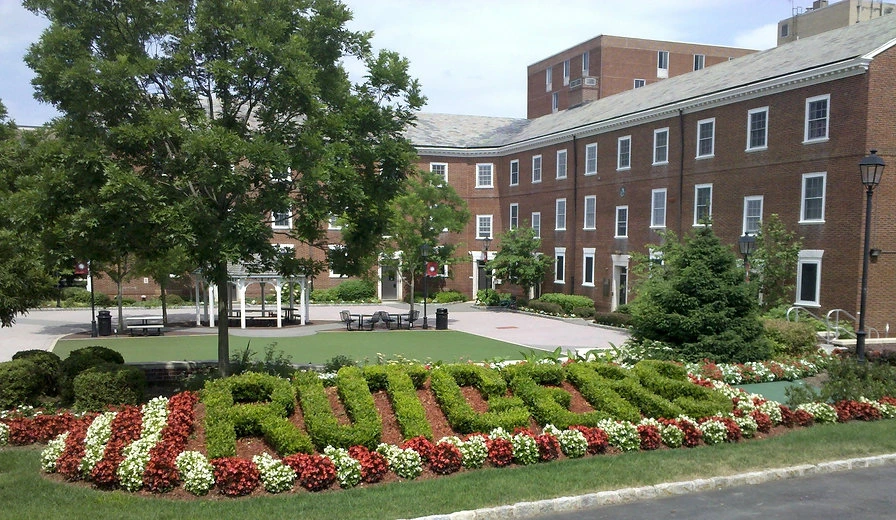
[476,214,493,239]
[328,244,346,278]
[582,248,595,287]
[509,160,519,186]
[555,198,567,230]
[651,189,667,228]
[653,128,669,165]
[583,195,596,230]
[430,162,448,184]
[634,78,646,88]
[272,209,292,229]
[615,206,628,238]
[545,66,552,92]
[585,143,597,175]
[556,149,567,179]
[800,172,826,223]
[696,118,715,158]
[509,203,519,229]
[693,54,705,71]
[747,107,768,151]
[582,51,589,75]
[562,59,570,86]
[554,247,566,283]
[552,92,559,113]
[617,136,631,170]
[694,184,712,225]
[796,250,824,306]
[532,212,541,238]
[327,214,342,230]
[804,94,830,142]
[781,23,789,38]
[657,51,669,77]
[743,196,763,234]
[532,155,542,183]
[476,163,493,188]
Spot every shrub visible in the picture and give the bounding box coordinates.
[229,344,295,378]
[571,306,595,318]
[593,312,632,328]
[0,359,46,408]
[537,293,594,315]
[70,346,125,365]
[61,287,113,307]
[72,363,146,411]
[333,280,376,301]
[762,318,819,357]
[12,350,61,396]
[434,290,466,303]
[475,288,501,306]
[527,300,562,315]
[211,457,260,497]
[310,288,336,302]
[165,294,184,306]
[323,355,356,373]
[59,348,124,405]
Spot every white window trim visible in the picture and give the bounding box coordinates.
[583,195,596,230]
[799,172,827,224]
[584,143,597,175]
[551,92,559,113]
[429,162,448,183]
[327,214,342,230]
[272,209,292,230]
[509,159,519,186]
[651,188,667,229]
[634,78,646,88]
[532,155,542,184]
[328,244,346,278]
[696,118,715,159]
[796,249,824,307]
[693,54,705,71]
[554,247,566,283]
[476,214,493,240]
[556,149,568,179]
[582,51,589,76]
[476,163,494,188]
[531,212,541,238]
[617,135,631,171]
[582,247,596,287]
[803,94,830,144]
[743,195,764,235]
[509,203,519,230]
[555,198,567,231]
[746,107,769,152]
[545,66,552,92]
[653,127,669,165]
[693,183,713,226]
[562,59,570,86]
[615,205,629,238]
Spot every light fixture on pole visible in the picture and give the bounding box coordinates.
[857,149,885,362]
[421,243,432,329]
[738,233,756,282]
[89,260,97,338]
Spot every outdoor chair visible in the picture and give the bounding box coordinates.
[340,310,360,331]
[359,313,379,330]
[374,310,397,330]
[402,309,420,329]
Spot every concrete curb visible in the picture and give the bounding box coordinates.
[405,453,896,519]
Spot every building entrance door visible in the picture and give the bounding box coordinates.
[477,260,493,293]
[381,267,398,300]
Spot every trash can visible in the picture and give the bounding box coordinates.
[97,310,112,336]
[435,308,448,330]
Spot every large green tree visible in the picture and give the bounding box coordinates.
[629,226,771,363]
[751,214,802,311]
[25,0,424,375]
[487,226,552,295]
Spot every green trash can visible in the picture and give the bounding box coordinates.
[435,308,448,330]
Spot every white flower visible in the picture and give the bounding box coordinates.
[79,411,117,476]
[175,451,215,496]
[252,452,296,493]
[40,432,69,473]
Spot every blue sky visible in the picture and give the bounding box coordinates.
[0,0,797,126]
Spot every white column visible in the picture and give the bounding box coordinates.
[275,280,283,328]
[300,278,308,325]
[238,280,248,329]
[208,284,216,328]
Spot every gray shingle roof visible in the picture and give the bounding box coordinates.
[406,14,896,151]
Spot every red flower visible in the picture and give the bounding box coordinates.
[211,457,260,497]
[91,405,143,488]
[401,436,435,462]
[535,433,560,461]
[429,442,462,475]
[348,446,388,483]
[750,410,772,433]
[486,437,513,467]
[283,453,336,492]
[637,424,662,450]
[570,426,609,454]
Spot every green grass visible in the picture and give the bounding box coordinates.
[53,330,540,365]
[2,420,895,520]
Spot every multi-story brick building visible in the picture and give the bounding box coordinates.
[410,14,896,334]
[778,0,896,46]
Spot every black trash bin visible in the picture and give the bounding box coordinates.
[97,310,112,336]
[435,308,448,330]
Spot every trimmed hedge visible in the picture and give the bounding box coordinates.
[762,318,819,357]
[434,290,466,303]
[0,358,46,408]
[59,347,124,404]
[72,363,146,411]
[364,365,433,440]
[537,293,595,314]
[526,301,562,315]
[428,365,530,433]
[507,364,610,428]
[294,367,383,450]
[10,350,61,397]
[593,312,633,328]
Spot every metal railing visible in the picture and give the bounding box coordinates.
[785,306,879,342]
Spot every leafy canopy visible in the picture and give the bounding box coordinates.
[487,226,552,293]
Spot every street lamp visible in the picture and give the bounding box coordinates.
[89,260,97,338]
[421,243,432,329]
[857,150,885,362]
[739,233,756,282]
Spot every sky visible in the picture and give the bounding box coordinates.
[0,0,803,127]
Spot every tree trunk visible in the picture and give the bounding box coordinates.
[116,280,124,333]
[160,281,168,326]
[215,272,230,377]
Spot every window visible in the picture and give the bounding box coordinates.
[531,212,541,238]
[743,196,763,234]
[582,51,589,75]
[562,59,570,86]
[509,160,519,186]
[583,195,596,230]
[584,143,597,175]
[747,107,769,151]
[582,248,595,287]
[805,94,830,142]
[615,206,628,238]
[657,51,669,78]
[430,162,448,183]
[634,78,646,88]
[693,54,705,71]
[328,244,346,278]
[796,250,824,306]
[532,155,542,183]
[509,203,519,229]
[694,184,712,225]
[476,163,493,188]
[551,92,559,113]
[327,214,342,230]
[781,23,789,38]
[651,189,667,228]
[556,149,567,179]
[696,118,715,158]
[476,215,493,239]
[653,128,669,164]
[272,209,292,229]
[555,198,567,230]
[545,66,552,92]
[617,136,631,170]
[801,172,826,223]
[554,247,566,283]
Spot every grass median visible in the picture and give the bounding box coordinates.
[1,420,894,520]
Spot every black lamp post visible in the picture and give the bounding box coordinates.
[480,236,492,290]
[857,150,885,362]
[89,260,97,338]
[421,243,431,329]
[739,233,756,282]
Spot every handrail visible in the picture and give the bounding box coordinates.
[786,306,878,342]
[826,308,879,340]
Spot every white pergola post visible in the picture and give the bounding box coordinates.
[300,278,308,325]
[275,280,283,328]
[238,280,248,329]
[208,284,216,328]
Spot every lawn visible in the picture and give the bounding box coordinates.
[2,420,895,520]
[53,330,540,365]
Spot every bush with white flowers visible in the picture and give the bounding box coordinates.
[0,421,8,447]
[117,397,169,491]
[324,446,362,488]
[511,433,539,465]
[700,418,728,445]
[175,451,215,496]
[79,411,116,476]
[40,432,68,473]
[797,402,838,423]
[376,443,423,480]
[252,452,296,493]
[596,419,640,452]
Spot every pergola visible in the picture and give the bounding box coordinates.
[192,264,309,329]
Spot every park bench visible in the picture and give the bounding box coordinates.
[125,315,164,336]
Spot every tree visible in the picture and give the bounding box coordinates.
[487,226,552,295]
[25,0,424,375]
[384,169,469,310]
[751,214,802,311]
[135,245,195,325]
[629,226,771,363]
